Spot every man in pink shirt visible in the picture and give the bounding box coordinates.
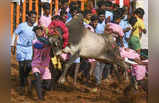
[31,26,52,100]
[105,8,124,47]
[119,47,148,89]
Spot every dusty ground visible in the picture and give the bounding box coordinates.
[11,54,147,103]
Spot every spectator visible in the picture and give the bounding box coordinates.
[39,2,52,30]
[31,26,52,100]
[106,8,124,47]
[11,11,37,94]
[128,8,146,54]
[119,7,132,48]
[105,1,114,22]
[95,9,106,34]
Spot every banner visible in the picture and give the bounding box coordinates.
[11,0,20,5]
[41,0,51,3]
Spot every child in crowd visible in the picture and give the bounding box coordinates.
[31,26,52,100]
[39,3,52,30]
[128,8,146,54]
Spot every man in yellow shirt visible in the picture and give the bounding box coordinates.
[128,8,146,54]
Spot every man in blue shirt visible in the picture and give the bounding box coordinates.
[11,11,37,94]
[94,9,106,88]
[105,1,114,22]
[119,7,132,48]
[95,9,106,34]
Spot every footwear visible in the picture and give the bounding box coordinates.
[42,80,52,91]
[33,72,44,100]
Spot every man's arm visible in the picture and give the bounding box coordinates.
[11,32,18,55]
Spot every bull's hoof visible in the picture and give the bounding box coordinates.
[58,78,65,84]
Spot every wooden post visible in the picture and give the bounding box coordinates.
[29,0,32,11]
[55,0,58,15]
[81,0,84,11]
[11,2,14,36]
[50,0,52,16]
[22,0,26,22]
[16,3,20,28]
[35,0,39,21]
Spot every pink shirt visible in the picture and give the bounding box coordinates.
[133,59,148,80]
[120,47,148,80]
[32,39,51,68]
[107,23,124,37]
[39,15,52,28]
[119,47,140,59]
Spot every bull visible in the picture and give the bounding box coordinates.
[48,14,129,85]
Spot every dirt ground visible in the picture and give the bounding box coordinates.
[11,55,147,103]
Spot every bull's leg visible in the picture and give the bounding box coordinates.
[89,61,96,80]
[118,61,129,81]
[124,69,129,81]
[113,64,121,82]
[73,63,80,86]
[58,51,80,84]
